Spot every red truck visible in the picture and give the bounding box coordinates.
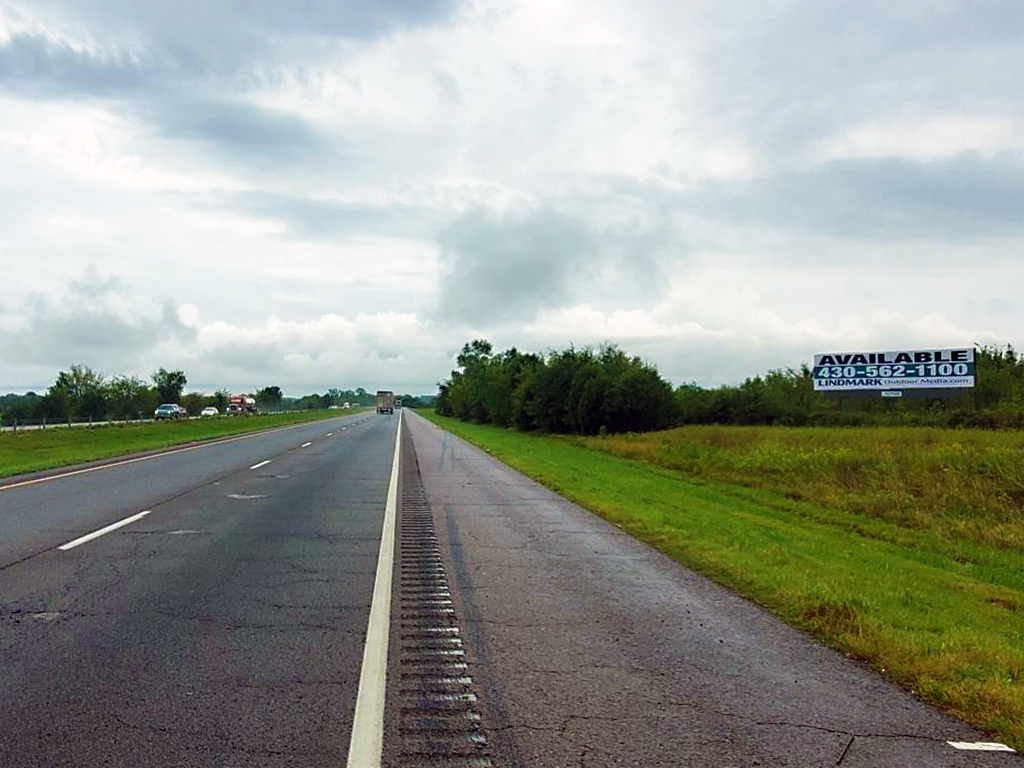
[227,395,257,415]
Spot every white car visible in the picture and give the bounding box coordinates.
[200,406,218,417]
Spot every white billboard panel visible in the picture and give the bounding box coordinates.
[812,348,975,393]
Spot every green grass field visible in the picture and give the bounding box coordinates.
[0,410,363,479]
[417,412,1024,750]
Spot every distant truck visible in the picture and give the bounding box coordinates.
[394,397,403,409]
[227,395,257,415]
[376,390,394,414]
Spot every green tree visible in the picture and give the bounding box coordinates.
[256,386,283,410]
[53,365,106,402]
[435,379,455,416]
[39,388,72,421]
[106,376,149,420]
[213,389,230,412]
[181,392,205,416]
[0,392,42,424]
[48,365,107,420]
[445,340,493,423]
[152,369,187,403]
[294,394,323,410]
[438,340,678,436]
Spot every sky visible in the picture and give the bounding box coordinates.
[1,0,1022,397]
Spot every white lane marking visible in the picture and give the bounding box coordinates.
[226,493,267,500]
[326,432,333,436]
[250,460,271,470]
[0,420,337,492]
[301,441,312,448]
[58,510,151,551]
[948,742,1016,752]
[346,411,402,768]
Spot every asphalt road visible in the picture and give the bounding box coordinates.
[0,412,396,767]
[390,410,1022,768]
[2,409,1020,766]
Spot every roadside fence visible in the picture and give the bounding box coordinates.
[0,414,157,433]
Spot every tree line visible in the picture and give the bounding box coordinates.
[435,340,678,434]
[437,341,1024,434]
[0,367,428,425]
[676,345,1024,429]
[0,366,194,424]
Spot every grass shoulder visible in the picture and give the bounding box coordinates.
[417,411,1024,751]
[0,409,368,479]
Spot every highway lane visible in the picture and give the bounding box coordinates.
[395,410,1022,767]
[6,407,1020,767]
[0,411,399,767]
[0,413,377,568]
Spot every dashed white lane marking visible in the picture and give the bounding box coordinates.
[58,510,151,551]
[346,411,402,768]
[326,432,334,436]
[301,442,312,448]
[948,742,1016,752]
[226,493,267,500]
[250,460,271,470]
[0,420,339,491]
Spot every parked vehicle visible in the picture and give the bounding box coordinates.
[177,405,189,418]
[154,404,180,420]
[376,390,394,414]
[200,406,218,416]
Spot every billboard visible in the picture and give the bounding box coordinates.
[813,347,975,398]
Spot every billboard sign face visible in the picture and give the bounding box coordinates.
[812,348,975,395]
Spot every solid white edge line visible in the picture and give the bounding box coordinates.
[250,460,271,470]
[346,410,402,768]
[947,742,1015,752]
[58,510,152,551]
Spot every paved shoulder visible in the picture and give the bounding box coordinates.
[402,411,1021,767]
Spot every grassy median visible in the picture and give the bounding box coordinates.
[0,410,366,479]
[417,412,1024,750]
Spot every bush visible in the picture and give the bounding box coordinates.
[437,340,678,436]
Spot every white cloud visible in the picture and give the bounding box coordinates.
[818,116,1022,162]
[523,305,730,344]
[185,310,442,391]
[2,0,1023,397]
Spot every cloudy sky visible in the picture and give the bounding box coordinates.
[2,0,1022,396]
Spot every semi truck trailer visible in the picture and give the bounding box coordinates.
[227,395,257,415]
